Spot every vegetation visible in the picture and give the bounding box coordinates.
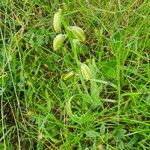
[0,0,150,149]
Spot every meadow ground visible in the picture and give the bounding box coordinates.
[0,0,150,149]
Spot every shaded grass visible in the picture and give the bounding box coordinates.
[0,0,150,149]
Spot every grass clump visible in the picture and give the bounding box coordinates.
[0,0,150,150]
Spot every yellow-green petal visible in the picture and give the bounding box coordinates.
[80,63,91,81]
[62,71,74,80]
[53,34,66,51]
[69,26,86,42]
[53,9,62,33]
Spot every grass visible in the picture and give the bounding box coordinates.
[0,0,150,149]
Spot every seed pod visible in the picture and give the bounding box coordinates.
[80,63,91,81]
[62,71,74,80]
[53,34,66,51]
[69,26,86,42]
[53,9,62,33]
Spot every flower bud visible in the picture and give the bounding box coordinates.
[80,63,91,81]
[69,26,86,42]
[62,71,74,80]
[53,34,66,51]
[26,110,34,116]
[53,9,62,33]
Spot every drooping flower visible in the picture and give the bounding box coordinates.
[80,63,91,81]
[53,34,66,51]
[69,26,86,42]
[53,9,62,33]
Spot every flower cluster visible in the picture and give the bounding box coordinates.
[53,9,91,81]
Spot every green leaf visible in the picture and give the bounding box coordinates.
[102,58,117,79]
[85,130,99,138]
[100,123,106,134]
